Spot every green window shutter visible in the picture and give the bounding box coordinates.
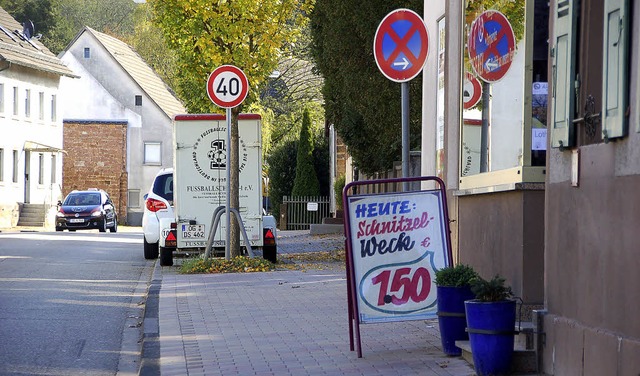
[551,0,577,149]
[602,0,630,141]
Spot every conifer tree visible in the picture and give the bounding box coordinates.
[292,109,320,196]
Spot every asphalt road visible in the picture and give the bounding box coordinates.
[0,230,153,376]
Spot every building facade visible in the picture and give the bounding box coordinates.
[59,27,185,225]
[0,7,75,229]
[423,0,640,373]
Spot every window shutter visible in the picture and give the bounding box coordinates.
[601,0,629,141]
[551,0,577,149]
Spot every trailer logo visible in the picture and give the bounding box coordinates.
[208,140,226,168]
[193,127,247,181]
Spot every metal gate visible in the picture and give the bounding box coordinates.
[281,196,330,230]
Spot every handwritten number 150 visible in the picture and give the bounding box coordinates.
[371,267,431,306]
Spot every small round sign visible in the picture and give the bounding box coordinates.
[206,65,249,108]
[463,72,482,110]
[467,10,515,83]
[374,9,429,83]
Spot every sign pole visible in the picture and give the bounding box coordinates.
[401,82,410,191]
[225,108,232,260]
[480,81,490,173]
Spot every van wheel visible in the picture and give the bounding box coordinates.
[144,238,159,259]
[160,247,173,266]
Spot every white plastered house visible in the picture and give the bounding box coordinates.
[59,26,185,225]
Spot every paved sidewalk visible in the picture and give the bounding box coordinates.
[143,231,476,376]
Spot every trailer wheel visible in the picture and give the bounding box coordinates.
[160,246,173,266]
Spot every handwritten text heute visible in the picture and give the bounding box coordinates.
[354,200,414,218]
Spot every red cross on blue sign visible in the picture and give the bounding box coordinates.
[374,9,429,83]
[468,10,516,83]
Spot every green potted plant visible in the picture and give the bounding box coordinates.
[464,274,516,376]
[435,264,478,356]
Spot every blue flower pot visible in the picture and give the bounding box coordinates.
[464,299,516,376]
[436,286,475,356]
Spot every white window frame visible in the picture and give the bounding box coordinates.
[144,142,162,165]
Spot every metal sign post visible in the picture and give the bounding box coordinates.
[373,9,429,190]
[206,65,249,259]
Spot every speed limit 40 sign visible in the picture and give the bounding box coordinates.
[206,65,249,108]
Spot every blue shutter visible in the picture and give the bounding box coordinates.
[601,0,630,141]
[551,0,577,149]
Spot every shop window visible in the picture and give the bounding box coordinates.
[459,0,548,190]
[551,0,630,148]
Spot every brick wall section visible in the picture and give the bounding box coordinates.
[62,121,128,224]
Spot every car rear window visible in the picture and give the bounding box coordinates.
[153,173,173,202]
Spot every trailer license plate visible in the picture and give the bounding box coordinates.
[182,224,205,239]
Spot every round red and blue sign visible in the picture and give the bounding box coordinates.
[374,9,429,83]
[467,10,515,83]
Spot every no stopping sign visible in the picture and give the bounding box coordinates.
[206,65,249,108]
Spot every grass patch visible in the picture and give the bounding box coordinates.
[180,256,276,274]
[179,250,346,274]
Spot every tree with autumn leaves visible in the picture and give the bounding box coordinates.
[149,0,313,258]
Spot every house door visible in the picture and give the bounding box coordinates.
[24,151,31,204]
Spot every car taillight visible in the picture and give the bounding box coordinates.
[263,228,276,246]
[146,198,168,212]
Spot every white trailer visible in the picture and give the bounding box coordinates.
[158,113,277,265]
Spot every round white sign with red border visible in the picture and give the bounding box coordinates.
[206,65,249,108]
[463,72,482,110]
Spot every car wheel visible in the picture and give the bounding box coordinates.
[144,238,159,260]
[99,219,107,233]
[110,219,118,233]
[159,246,173,266]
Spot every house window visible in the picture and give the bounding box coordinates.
[38,153,44,185]
[144,142,161,165]
[12,150,18,183]
[0,83,4,113]
[12,86,18,116]
[0,148,4,182]
[128,190,141,208]
[84,47,90,58]
[39,92,44,121]
[51,155,56,184]
[135,95,142,106]
[459,0,548,190]
[25,89,31,118]
[51,94,57,122]
[551,0,631,147]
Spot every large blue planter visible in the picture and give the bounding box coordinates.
[436,286,475,356]
[464,299,516,376]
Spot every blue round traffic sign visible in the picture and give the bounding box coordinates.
[467,10,515,83]
[374,9,429,83]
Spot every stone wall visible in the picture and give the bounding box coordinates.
[62,121,128,224]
